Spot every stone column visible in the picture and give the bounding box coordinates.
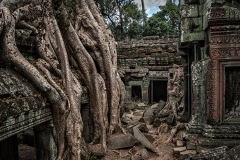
[34,121,57,160]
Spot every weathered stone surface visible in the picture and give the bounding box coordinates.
[176,140,184,147]
[186,141,196,150]
[133,110,144,116]
[0,107,52,141]
[133,126,157,153]
[124,101,135,111]
[173,146,187,157]
[0,69,47,123]
[180,150,196,156]
[153,118,161,127]
[137,103,147,108]
[80,138,90,160]
[18,130,34,147]
[190,146,228,160]
[88,144,106,156]
[173,146,187,152]
[107,134,136,150]
[121,113,133,124]
[143,133,155,143]
[131,155,143,160]
[139,117,150,125]
[167,113,174,125]
[219,145,240,160]
[140,149,149,159]
[196,146,210,154]
[137,123,149,133]
[157,100,166,111]
[142,104,160,125]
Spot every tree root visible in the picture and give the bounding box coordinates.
[167,122,185,143]
[0,0,125,159]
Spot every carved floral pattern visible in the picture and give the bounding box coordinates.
[210,7,226,19]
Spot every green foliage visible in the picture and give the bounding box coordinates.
[5,99,10,104]
[94,0,144,40]
[144,1,178,37]
[94,0,178,40]
[90,155,97,160]
[66,1,75,12]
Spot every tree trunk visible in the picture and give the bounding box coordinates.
[141,0,146,26]
[0,0,125,159]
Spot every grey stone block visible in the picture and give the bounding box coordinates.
[107,134,136,150]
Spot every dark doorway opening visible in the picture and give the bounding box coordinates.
[131,86,142,100]
[150,80,167,103]
[224,66,240,122]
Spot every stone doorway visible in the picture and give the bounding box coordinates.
[150,80,167,103]
[224,66,240,122]
[131,85,142,100]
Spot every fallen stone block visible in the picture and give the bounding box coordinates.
[180,150,196,157]
[196,146,210,154]
[218,145,240,160]
[124,101,135,111]
[173,146,186,157]
[121,113,133,124]
[190,146,228,160]
[131,155,143,160]
[186,141,196,150]
[137,103,146,108]
[140,149,149,159]
[176,140,184,147]
[153,118,161,127]
[133,126,157,153]
[107,134,137,150]
[137,123,149,133]
[133,110,144,116]
[143,133,155,143]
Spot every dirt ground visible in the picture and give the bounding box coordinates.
[18,107,181,160]
[102,131,179,160]
[101,107,184,160]
[18,131,178,160]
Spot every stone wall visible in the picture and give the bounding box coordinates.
[117,36,183,103]
[117,36,181,67]
[179,0,240,140]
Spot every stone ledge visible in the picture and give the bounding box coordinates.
[0,107,52,141]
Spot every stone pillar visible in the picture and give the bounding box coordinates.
[34,121,57,160]
[142,78,149,102]
[125,86,131,100]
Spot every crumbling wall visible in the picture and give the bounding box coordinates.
[179,0,240,141]
[117,36,183,104]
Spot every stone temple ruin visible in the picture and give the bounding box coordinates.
[179,0,240,144]
[117,36,183,104]
[1,0,240,159]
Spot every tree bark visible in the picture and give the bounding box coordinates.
[0,0,124,159]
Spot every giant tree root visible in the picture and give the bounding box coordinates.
[167,122,185,143]
[0,0,125,159]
